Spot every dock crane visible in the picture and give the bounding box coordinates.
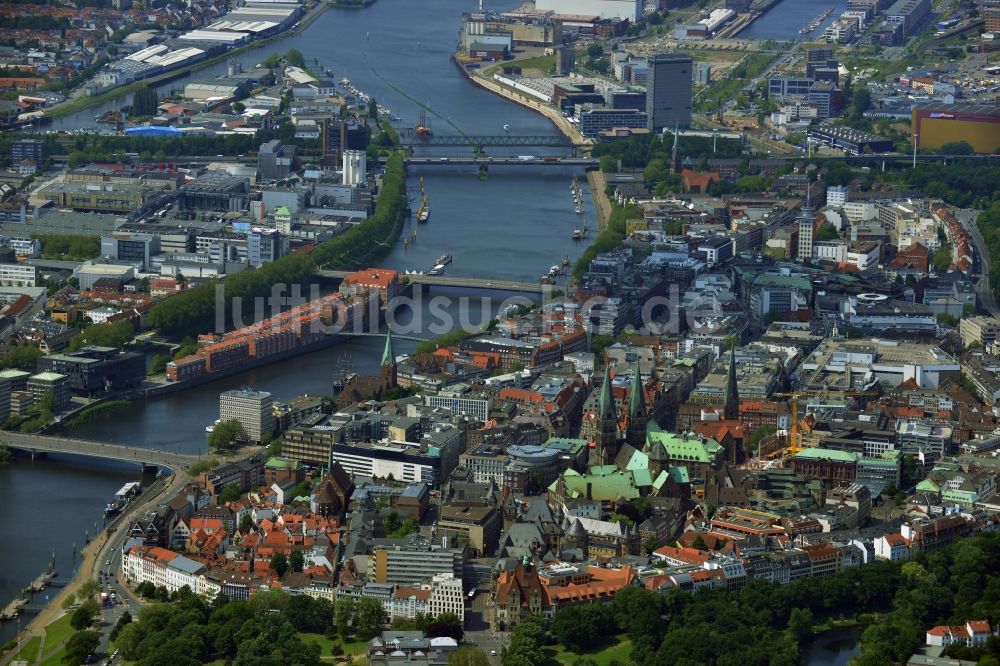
[769,389,880,457]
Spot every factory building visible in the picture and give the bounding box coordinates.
[534,0,641,21]
[807,126,895,155]
[181,171,251,212]
[462,14,561,47]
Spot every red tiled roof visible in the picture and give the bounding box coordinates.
[342,268,399,290]
[654,546,710,565]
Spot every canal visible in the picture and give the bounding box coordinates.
[2,0,593,638]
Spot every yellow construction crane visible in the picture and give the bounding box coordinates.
[770,389,880,457]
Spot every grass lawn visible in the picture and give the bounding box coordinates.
[547,635,633,666]
[509,53,555,74]
[298,634,367,663]
[13,635,41,663]
[40,646,66,666]
[43,614,75,651]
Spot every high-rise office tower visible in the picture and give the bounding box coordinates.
[645,51,693,131]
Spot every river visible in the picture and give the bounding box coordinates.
[2,0,592,640]
[739,0,850,42]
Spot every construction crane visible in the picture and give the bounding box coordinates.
[769,389,880,457]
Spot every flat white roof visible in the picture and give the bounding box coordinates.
[284,66,316,84]
[79,264,133,274]
[228,6,297,17]
[178,30,246,42]
[207,20,278,32]
[149,49,205,68]
[126,44,169,62]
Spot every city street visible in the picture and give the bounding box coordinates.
[464,591,506,665]
[955,208,998,317]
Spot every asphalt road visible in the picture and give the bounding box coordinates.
[464,591,506,666]
[956,208,998,317]
[89,474,184,662]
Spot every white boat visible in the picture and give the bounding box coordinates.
[436,253,453,265]
[503,124,511,130]
[429,264,446,275]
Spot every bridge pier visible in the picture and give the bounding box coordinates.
[140,463,159,475]
[29,450,47,461]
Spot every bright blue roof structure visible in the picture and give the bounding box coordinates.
[125,125,183,136]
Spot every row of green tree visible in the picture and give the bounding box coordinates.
[57,124,316,164]
[897,162,1000,210]
[67,319,136,350]
[856,531,1000,665]
[131,85,160,117]
[504,530,1000,666]
[260,48,306,71]
[34,234,101,261]
[144,153,406,339]
[115,589,330,665]
[308,151,407,268]
[593,131,743,174]
[113,583,468,666]
[975,201,1000,312]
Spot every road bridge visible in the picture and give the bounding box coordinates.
[397,130,577,148]
[403,156,598,167]
[317,270,545,294]
[0,432,202,472]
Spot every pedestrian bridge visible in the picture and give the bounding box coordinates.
[0,432,202,471]
[350,331,429,343]
[316,270,546,294]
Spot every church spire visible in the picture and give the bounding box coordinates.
[724,344,739,420]
[627,361,649,448]
[381,329,396,368]
[671,122,681,174]
[598,363,616,420]
[629,361,645,417]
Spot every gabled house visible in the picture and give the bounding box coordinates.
[926,620,993,647]
[492,556,552,631]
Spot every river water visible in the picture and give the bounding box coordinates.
[2,0,596,639]
[739,0,850,41]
